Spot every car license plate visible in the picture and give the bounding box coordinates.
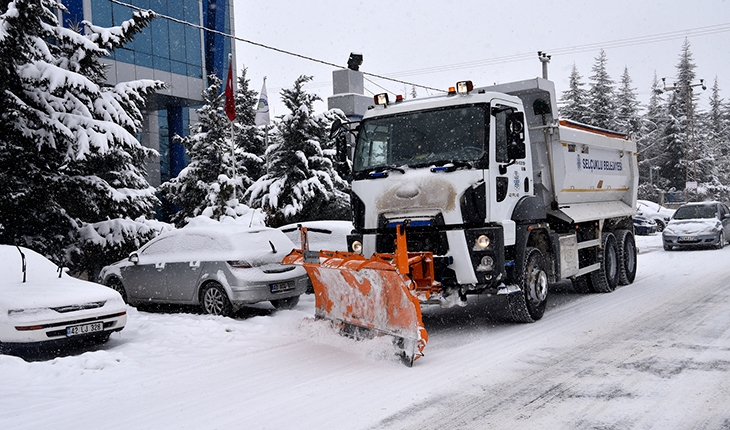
[270,281,295,293]
[679,235,697,242]
[66,322,103,337]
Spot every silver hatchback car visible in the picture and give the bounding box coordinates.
[99,225,310,316]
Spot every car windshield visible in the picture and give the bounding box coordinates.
[673,205,716,220]
[353,104,488,172]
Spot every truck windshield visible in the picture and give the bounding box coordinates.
[353,104,489,173]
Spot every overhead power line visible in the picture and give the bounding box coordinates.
[109,0,729,95]
[108,0,445,93]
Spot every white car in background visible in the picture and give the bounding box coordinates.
[637,200,675,232]
[1,245,127,354]
[662,201,730,250]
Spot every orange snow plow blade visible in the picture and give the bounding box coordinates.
[282,225,441,366]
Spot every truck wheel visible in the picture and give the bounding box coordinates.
[616,230,637,285]
[200,283,233,317]
[507,247,548,322]
[591,232,619,293]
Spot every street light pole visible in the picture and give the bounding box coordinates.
[661,78,706,202]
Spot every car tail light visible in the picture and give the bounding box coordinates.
[228,260,252,268]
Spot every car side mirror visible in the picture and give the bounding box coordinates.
[128,252,139,264]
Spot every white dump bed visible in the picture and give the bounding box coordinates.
[550,121,638,223]
[485,78,639,224]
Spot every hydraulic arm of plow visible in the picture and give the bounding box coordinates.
[282,224,442,366]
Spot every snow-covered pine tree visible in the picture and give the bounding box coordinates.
[656,39,704,195]
[245,75,349,227]
[637,73,668,201]
[696,77,729,201]
[559,64,590,124]
[0,0,163,271]
[615,67,641,138]
[234,66,266,189]
[159,75,244,225]
[586,49,616,130]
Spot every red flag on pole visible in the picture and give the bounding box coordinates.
[224,55,236,121]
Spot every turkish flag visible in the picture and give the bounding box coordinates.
[224,57,236,121]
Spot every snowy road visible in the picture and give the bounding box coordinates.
[2,234,730,429]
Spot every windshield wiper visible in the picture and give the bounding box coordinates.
[368,165,406,178]
[429,160,473,172]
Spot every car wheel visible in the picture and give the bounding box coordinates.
[105,277,128,303]
[200,283,232,317]
[655,219,666,232]
[664,243,673,251]
[717,231,726,250]
[616,230,637,285]
[271,295,300,310]
[507,247,548,322]
[591,232,619,293]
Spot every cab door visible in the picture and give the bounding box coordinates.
[489,101,531,246]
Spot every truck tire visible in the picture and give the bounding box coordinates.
[572,274,594,293]
[507,247,548,323]
[616,230,637,285]
[591,232,619,293]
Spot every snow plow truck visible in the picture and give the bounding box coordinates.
[283,77,639,366]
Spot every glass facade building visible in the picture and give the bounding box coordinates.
[60,0,235,187]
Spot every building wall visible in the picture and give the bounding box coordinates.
[60,0,235,188]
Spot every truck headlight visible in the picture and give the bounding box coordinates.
[351,240,363,254]
[475,234,490,249]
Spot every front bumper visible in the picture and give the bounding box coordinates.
[663,232,721,248]
[3,311,127,344]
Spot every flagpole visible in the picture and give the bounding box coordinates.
[224,53,237,203]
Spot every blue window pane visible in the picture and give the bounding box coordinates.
[184,0,199,22]
[151,20,170,58]
[153,56,171,72]
[171,60,187,75]
[112,3,132,26]
[168,22,186,62]
[130,0,150,9]
[168,0,184,19]
[133,27,152,54]
[91,0,112,27]
[158,109,170,183]
[136,52,153,68]
[115,48,135,64]
[185,26,202,66]
[187,64,202,79]
[150,0,167,15]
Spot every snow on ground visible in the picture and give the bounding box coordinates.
[2,232,730,429]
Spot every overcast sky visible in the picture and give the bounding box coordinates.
[234,0,730,118]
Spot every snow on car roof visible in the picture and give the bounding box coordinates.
[135,224,297,265]
[0,245,124,311]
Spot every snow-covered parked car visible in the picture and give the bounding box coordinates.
[278,220,354,251]
[633,215,658,235]
[637,200,675,232]
[99,225,310,315]
[662,201,730,250]
[1,245,127,352]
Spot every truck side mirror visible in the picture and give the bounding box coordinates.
[330,118,343,139]
[507,112,526,159]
